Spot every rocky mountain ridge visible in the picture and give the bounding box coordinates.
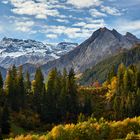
[0,37,78,68]
[41,27,140,75]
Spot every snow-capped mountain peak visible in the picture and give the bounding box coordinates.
[0,37,78,68]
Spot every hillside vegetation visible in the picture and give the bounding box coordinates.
[80,44,140,85]
[8,117,140,140]
[1,59,140,139]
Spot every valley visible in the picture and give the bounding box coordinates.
[0,28,140,140]
[0,0,140,139]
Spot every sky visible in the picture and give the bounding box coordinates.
[0,0,140,44]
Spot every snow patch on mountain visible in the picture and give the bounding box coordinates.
[0,37,78,68]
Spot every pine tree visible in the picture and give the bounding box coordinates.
[5,70,13,96]
[45,68,58,123]
[5,69,18,111]
[113,96,120,119]
[125,92,135,117]
[107,65,116,83]
[135,88,140,116]
[11,65,17,79]
[46,68,57,94]
[11,65,19,111]
[123,70,129,92]
[67,68,78,120]
[32,68,45,113]
[128,64,137,74]
[58,68,68,121]
[128,69,135,91]
[1,104,10,135]
[117,63,126,92]
[34,68,44,94]
[17,66,25,109]
[40,85,47,122]
[24,71,31,94]
[135,71,140,88]
[83,95,92,116]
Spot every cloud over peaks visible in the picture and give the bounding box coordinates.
[67,0,103,8]
[10,0,59,19]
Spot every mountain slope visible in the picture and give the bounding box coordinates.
[0,38,78,68]
[80,44,140,85]
[41,27,140,75]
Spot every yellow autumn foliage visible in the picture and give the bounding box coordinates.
[7,116,140,140]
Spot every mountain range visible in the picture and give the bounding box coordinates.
[40,27,140,75]
[0,38,78,68]
[0,27,140,82]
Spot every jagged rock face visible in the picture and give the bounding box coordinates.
[0,38,77,68]
[41,27,140,74]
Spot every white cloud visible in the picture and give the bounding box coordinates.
[4,16,35,32]
[73,18,105,28]
[40,17,106,40]
[9,0,59,19]
[67,0,103,8]
[1,0,9,4]
[42,25,81,38]
[90,9,106,17]
[55,18,69,23]
[15,20,34,32]
[46,34,58,39]
[73,22,87,27]
[40,25,81,39]
[0,26,3,32]
[84,23,105,29]
[115,20,140,34]
[101,5,121,16]
[86,18,105,24]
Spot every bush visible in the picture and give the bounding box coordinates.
[125,132,140,140]
[7,116,140,140]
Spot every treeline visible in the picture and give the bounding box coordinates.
[0,63,140,136]
[0,66,87,135]
[106,64,140,120]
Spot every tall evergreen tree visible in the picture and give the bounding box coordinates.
[32,68,45,113]
[123,70,129,92]
[117,63,126,92]
[67,68,78,120]
[135,88,140,116]
[17,66,25,109]
[83,95,92,116]
[5,70,13,96]
[46,68,57,94]
[5,69,19,111]
[45,68,58,123]
[1,104,10,135]
[107,65,116,83]
[135,71,140,88]
[58,68,68,121]
[11,65,19,111]
[34,68,44,94]
[24,71,31,94]
[113,96,120,119]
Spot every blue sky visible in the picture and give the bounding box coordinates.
[0,0,140,44]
